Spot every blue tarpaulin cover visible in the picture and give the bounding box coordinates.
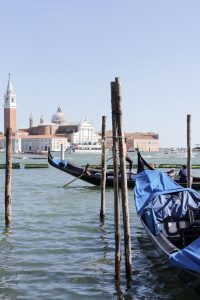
[135,170,200,229]
[169,237,200,273]
[134,169,200,274]
[134,170,194,216]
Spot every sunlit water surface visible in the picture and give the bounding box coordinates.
[0,151,200,299]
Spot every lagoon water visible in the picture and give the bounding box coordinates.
[0,151,200,299]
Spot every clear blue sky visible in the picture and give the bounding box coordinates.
[1,0,200,147]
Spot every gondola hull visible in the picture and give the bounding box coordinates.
[48,149,135,187]
[48,149,200,189]
[135,152,200,280]
[141,218,200,286]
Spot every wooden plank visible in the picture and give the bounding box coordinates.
[25,164,49,168]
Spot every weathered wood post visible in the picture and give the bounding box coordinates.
[100,116,107,221]
[115,77,132,281]
[111,81,121,282]
[5,128,12,227]
[187,114,192,188]
[61,144,64,160]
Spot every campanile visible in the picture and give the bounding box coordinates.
[4,74,16,135]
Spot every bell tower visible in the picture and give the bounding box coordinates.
[4,73,16,135]
[29,114,33,128]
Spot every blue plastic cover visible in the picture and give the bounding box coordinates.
[169,237,200,273]
[135,169,200,273]
[134,170,186,216]
[134,170,200,233]
[53,158,68,167]
[146,189,200,223]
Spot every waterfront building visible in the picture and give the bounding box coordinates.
[129,132,159,152]
[21,135,69,153]
[0,132,22,153]
[2,76,158,153]
[4,74,16,135]
[105,131,159,152]
[26,108,101,146]
[0,134,69,153]
[69,119,101,145]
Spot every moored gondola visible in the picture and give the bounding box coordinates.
[48,149,200,189]
[48,148,135,187]
[134,151,200,279]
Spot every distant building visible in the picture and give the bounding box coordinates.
[2,75,101,153]
[105,131,159,152]
[51,106,67,125]
[2,76,159,153]
[0,134,69,153]
[21,135,69,153]
[4,74,16,135]
[69,119,101,145]
[127,132,159,152]
[25,108,101,146]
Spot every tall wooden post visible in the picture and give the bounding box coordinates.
[100,116,107,220]
[187,114,192,188]
[115,77,132,281]
[5,128,12,227]
[111,81,121,282]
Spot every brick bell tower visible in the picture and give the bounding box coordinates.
[4,73,16,135]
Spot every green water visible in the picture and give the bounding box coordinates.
[0,151,199,299]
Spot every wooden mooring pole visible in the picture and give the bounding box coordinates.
[111,81,121,282]
[100,116,107,221]
[114,77,132,281]
[187,114,192,188]
[5,128,12,227]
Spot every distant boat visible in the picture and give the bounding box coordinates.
[0,139,5,152]
[193,147,200,152]
[127,148,135,152]
[163,148,187,155]
[71,143,104,154]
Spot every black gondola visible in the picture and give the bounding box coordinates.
[48,149,200,189]
[134,151,200,280]
[48,149,135,187]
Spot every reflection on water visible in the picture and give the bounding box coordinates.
[0,152,199,299]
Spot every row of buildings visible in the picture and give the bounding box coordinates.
[0,75,159,153]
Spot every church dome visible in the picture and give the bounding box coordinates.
[52,106,67,124]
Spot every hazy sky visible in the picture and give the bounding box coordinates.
[1,0,200,147]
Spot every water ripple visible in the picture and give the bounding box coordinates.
[0,153,200,298]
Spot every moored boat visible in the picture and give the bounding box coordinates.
[134,152,200,279]
[73,144,102,153]
[66,143,106,154]
[48,149,200,189]
[48,148,135,187]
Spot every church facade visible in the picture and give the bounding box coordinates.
[26,107,101,145]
